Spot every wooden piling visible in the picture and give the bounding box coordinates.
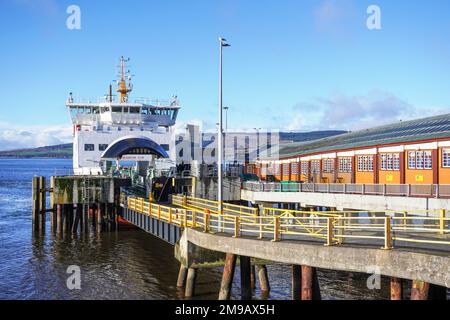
[240,256,252,300]
[185,268,197,298]
[390,277,403,300]
[38,176,46,232]
[250,264,256,290]
[219,253,237,300]
[177,265,188,288]
[72,204,82,234]
[56,204,62,235]
[257,265,270,292]
[32,177,40,232]
[292,265,302,300]
[301,266,321,300]
[411,280,429,300]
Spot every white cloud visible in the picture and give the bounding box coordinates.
[0,121,72,151]
[287,91,449,132]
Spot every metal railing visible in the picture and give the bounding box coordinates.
[243,181,450,198]
[125,195,450,251]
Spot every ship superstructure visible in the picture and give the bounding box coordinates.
[67,57,179,175]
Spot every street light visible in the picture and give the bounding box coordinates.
[254,128,261,161]
[223,106,229,132]
[218,37,230,216]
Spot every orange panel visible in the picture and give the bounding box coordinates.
[355,171,374,184]
[439,149,450,184]
[336,172,352,183]
[405,169,433,184]
[379,171,401,184]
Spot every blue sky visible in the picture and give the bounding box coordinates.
[1,0,450,149]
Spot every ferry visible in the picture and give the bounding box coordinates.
[66,57,179,177]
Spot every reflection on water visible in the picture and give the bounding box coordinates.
[0,158,397,300]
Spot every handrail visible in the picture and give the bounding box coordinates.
[243,181,450,198]
[125,194,450,251]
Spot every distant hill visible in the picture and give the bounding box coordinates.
[0,143,72,158]
[0,130,347,158]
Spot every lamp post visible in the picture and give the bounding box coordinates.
[218,37,230,217]
[224,106,229,132]
[254,128,261,161]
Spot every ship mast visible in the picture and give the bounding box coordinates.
[117,56,133,103]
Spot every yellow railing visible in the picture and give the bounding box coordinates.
[128,195,450,250]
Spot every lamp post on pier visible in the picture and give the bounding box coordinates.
[218,37,230,218]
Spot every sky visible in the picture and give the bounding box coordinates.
[1,0,450,150]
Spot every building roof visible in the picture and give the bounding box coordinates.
[277,113,450,159]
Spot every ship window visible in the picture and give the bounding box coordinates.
[92,107,99,114]
[71,108,77,117]
[84,144,95,151]
[112,107,122,113]
[161,144,170,151]
[123,107,129,113]
[85,107,92,114]
[130,107,140,114]
[99,144,108,151]
[141,107,148,115]
[78,107,84,113]
[100,107,110,113]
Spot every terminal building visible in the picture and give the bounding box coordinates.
[247,113,450,185]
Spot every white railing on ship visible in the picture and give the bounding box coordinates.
[242,181,450,198]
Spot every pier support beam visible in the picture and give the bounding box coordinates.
[240,256,252,300]
[390,277,403,300]
[292,265,302,300]
[301,266,321,300]
[219,253,237,300]
[411,280,429,300]
[177,265,188,288]
[257,265,270,293]
[185,268,197,298]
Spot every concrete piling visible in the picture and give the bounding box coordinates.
[219,253,237,300]
[257,265,270,293]
[177,265,188,288]
[240,256,252,300]
[390,277,403,300]
[185,268,197,298]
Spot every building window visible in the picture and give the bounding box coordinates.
[99,144,108,151]
[357,155,373,172]
[282,164,289,176]
[274,164,281,175]
[380,153,400,171]
[408,151,416,169]
[443,149,450,168]
[301,162,309,175]
[339,157,352,173]
[311,160,320,174]
[408,150,432,170]
[424,151,432,169]
[322,159,334,173]
[291,162,299,175]
[84,144,94,151]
